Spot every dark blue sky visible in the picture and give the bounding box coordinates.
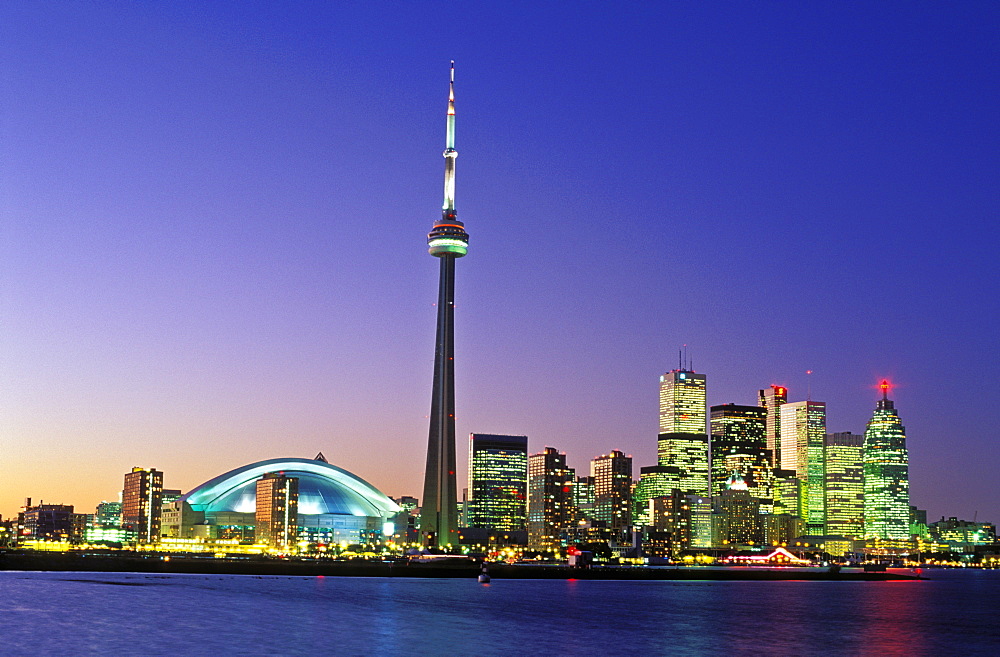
[1,2,997,523]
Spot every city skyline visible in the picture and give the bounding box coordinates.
[1,3,996,524]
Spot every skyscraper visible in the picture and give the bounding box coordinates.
[709,403,768,499]
[122,467,163,544]
[824,432,865,540]
[527,447,575,548]
[656,433,710,497]
[758,385,787,467]
[422,63,470,547]
[657,368,709,497]
[659,369,707,434]
[591,450,633,543]
[467,433,528,532]
[779,401,826,534]
[864,381,910,541]
[632,465,673,527]
[255,472,299,549]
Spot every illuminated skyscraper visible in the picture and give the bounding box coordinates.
[758,385,787,466]
[864,381,910,541]
[714,477,763,546]
[779,401,826,533]
[122,467,163,544]
[709,403,768,499]
[422,63,470,547]
[824,432,864,539]
[657,368,709,497]
[591,451,633,543]
[527,447,575,548]
[632,465,673,526]
[659,369,707,434]
[467,433,528,532]
[657,434,710,497]
[255,472,299,549]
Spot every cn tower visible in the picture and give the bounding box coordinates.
[421,62,469,547]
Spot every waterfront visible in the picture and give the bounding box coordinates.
[0,570,997,656]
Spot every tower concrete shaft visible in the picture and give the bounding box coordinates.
[422,62,468,547]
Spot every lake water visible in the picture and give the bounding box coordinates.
[0,569,997,655]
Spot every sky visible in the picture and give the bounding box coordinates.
[1,2,997,524]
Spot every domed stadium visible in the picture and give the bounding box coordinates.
[168,454,401,544]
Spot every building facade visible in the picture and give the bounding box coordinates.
[527,447,575,548]
[467,433,528,532]
[18,502,74,542]
[824,432,865,540]
[591,451,633,543]
[709,403,768,498]
[657,433,710,497]
[779,401,826,534]
[255,472,299,549]
[122,467,164,544]
[863,382,910,541]
[758,385,787,467]
[659,370,707,434]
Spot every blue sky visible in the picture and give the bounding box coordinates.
[1,2,997,523]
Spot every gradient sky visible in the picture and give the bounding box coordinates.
[1,2,997,524]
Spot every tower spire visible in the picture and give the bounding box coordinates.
[428,61,468,257]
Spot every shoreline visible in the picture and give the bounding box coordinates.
[0,551,924,581]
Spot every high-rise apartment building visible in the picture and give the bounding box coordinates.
[824,432,864,539]
[758,385,787,466]
[709,404,768,498]
[591,451,633,543]
[527,447,575,548]
[467,433,528,532]
[779,401,826,533]
[864,382,910,541]
[659,370,707,434]
[122,467,163,544]
[255,472,299,549]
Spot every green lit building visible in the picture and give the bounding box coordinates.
[573,475,595,523]
[780,401,826,534]
[863,381,910,541]
[633,465,673,526]
[824,432,865,540]
[467,433,528,532]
